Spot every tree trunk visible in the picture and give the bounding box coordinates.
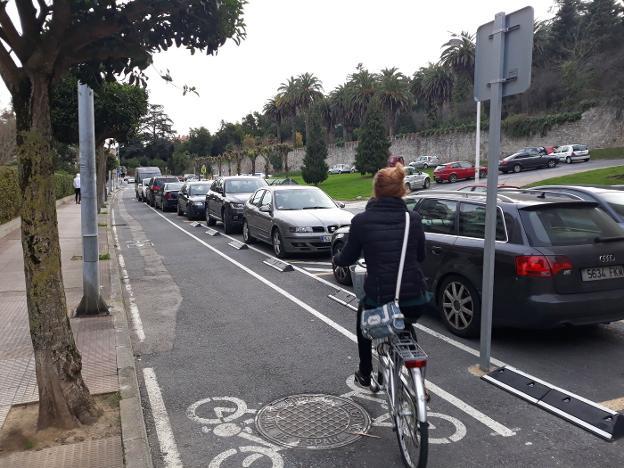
[14,75,100,430]
[291,120,297,148]
[276,121,281,143]
[96,146,106,212]
[251,157,256,175]
[283,151,289,175]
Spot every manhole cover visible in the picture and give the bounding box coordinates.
[255,394,371,450]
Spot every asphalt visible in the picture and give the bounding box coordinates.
[113,185,624,468]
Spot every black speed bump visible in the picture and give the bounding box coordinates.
[483,366,624,441]
[205,228,220,237]
[263,258,294,272]
[228,240,248,250]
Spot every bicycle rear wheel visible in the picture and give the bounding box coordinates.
[394,371,428,468]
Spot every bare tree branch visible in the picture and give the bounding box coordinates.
[16,0,38,39]
[0,1,26,60]
[0,39,20,92]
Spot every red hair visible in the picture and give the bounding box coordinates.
[373,164,406,198]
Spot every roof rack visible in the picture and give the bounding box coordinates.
[503,188,583,200]
[406,190,516,203]
[407,189,582,203]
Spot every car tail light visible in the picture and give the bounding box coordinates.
[405,358,427,369]
[515,255,573,277]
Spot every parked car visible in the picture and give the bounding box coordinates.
[332,190,624,337]
[457,184,519,193]
[243,186,353,258]
[410,155,440,169]
[328,164,352,174]
[183,173,199,181]
[499,151,559,173]
[205,176,268,233]
[433,161,487,183]
[134,166,162,200]
[154,182,183,212]
[266,178,299,186]
[388,155,405,167]
[137,178,151,201]
[177,181,213,219]
[404,166,431,191]
[520,146,548,155]
[530,185,624,228]
[145,176,179,206]
[127,177,135,184]
[552,144,590,164]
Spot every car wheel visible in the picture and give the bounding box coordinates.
[548,159,556,168]
[242,219,256,244]
[438,275,480,338]
[160,200,165,211]
[331,242,353,286]
[423,163,429,169]
[206,209,216,226]
[177,203,184,216]
[272,228,287,258]
[449,174,457,183]
[566,156,572,164]
[404,183,412,193]
[423,178,431,189]
[513,164,521,173]
[222,209,235,234]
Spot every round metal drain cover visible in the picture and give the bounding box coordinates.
[255,394,371,449]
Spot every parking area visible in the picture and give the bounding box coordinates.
[113,185,624,467]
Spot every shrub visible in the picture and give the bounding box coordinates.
[0,166,75,224]
[502,112,583,138]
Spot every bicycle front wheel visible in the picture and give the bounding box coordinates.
[394,371,428,468]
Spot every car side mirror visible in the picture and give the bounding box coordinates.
[260,204,272,213]
[335,201,346,209]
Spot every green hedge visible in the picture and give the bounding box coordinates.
[0,166,75,224]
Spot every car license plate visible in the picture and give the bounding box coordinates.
[321,235,332,243]
[581,265,624,282]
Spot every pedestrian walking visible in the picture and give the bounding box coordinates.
[332,164,431,387]
[73,173,81,204]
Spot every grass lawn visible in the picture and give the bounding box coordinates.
[526,164,624,187]
[281,169,435,200]
[590,147,624,160]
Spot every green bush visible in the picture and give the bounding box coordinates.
[0,166,75,224]
[502,112,582,138]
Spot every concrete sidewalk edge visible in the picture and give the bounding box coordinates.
[106,190,153,468]
[0,194,75,240]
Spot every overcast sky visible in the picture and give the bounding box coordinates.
[0,0,555,135]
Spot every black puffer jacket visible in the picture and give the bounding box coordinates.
[334,197,427,304]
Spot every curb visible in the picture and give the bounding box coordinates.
[0,194,75,240]
[106,189,153,468]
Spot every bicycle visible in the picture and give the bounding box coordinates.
[369,325,429,468]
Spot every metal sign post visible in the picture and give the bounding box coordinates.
[474,7,533,371]
[475,101,481,184]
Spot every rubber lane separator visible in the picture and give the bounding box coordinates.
[328,289,358,311]
[228,239,248,250]
[205,228,220,236]
[483,366,624,441]
[263,258,294,272]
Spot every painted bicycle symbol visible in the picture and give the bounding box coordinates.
[187,376,466,467]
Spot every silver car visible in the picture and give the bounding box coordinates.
[409,155,440,169]
[404,166,431,191]
[242,186,354,258]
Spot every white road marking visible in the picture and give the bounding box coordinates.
[303,267,334,272]
[148,206,516,438]
[143,367,183,467]
[112,208,145,341]
[290,261,333,266]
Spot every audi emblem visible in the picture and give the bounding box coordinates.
[599,254,616,263]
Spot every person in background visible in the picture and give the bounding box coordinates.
[332,164,430,387]
[73,173,81,204]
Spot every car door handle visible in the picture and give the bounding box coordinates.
[431,246,443,255]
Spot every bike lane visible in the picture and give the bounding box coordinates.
[113,188,622,467]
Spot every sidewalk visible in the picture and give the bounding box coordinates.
[0,202,122,467]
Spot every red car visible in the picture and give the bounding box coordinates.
[433,161,487,183]
[388,155,405,167]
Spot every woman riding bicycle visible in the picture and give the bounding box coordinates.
[333,164,430,387]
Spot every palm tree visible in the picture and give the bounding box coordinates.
[316,97,335,144]
[377,67,412,137]
[295,72,324,140]
[278,76,299,148]
[420,63,454,112]
[347,64,378,120]
[440,31,476,81]
[329,84,355,141]
[263,95,284,142]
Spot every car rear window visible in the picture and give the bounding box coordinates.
[519,206,622,246]
[600,192,624,220]
[459,203,507,241]
[573,144,588,151]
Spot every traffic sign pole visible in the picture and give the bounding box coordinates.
[480,12,506,372]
